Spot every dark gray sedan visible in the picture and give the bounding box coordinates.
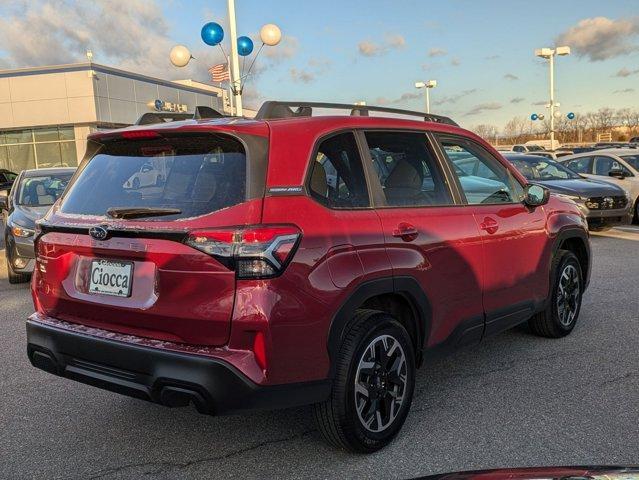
[0,167,75,283]
[502,153,631,231]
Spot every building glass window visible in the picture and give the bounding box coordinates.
[0,126,78,172]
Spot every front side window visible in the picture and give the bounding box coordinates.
[565,157,592,174]
[17,172,73,207]
[364,131,452,207]
[439,137,523,205]
[309,132,369,208]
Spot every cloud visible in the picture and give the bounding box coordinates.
[510,97,526,104]
[503,73,519,80]
[451,58,461,66]
[433,88,477,106]
[613,88,635,94]
[555,16,639,61]
[613,67,639,77]
[288,57,330,84]
[485,54,501,60]
[358,41,383,57]
[262,36,299,63]
[428,47,447,57]
[385,34,406,49]
[289,68,315,84]
[357,34,406,57]
[465,102,502,116]
[532,100,547,106]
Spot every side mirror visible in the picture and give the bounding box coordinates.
[524,184,550,207]
[609,169,626,179]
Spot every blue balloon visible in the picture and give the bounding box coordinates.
[201,22,224,46]
[531,113,538,121]
[567,112,575,120]
[237,36,254,56]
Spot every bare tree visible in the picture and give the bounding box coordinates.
[472,124,499,140]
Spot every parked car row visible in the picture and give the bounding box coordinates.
[0,168,75,283]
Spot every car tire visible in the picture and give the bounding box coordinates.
[634,198,639,224]
[7,258,30,284]
[313,309,416,453]
[529,250,583,338]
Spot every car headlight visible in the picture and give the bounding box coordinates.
[10,223,35,237]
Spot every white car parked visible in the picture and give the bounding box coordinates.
[559,148,639,222]
[123,163,164,189]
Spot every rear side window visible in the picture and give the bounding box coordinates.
[309,132,369,208]
[365,131,452,207]
[60,134,247,220]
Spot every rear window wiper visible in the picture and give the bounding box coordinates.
[106,207,182,219]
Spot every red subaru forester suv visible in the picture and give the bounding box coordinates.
[27,102,590,452]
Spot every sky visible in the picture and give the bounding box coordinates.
[0,0,638,129]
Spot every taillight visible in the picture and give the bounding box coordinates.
[186,225,301,279]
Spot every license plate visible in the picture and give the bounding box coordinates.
[89,259,134,297]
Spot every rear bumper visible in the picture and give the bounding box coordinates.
[26,317,330,415]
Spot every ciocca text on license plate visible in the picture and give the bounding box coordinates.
[89,260,133,297]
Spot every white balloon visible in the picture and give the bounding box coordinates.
[260,24,282,46]
[170,45,192,67]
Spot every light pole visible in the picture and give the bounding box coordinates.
[169,6,282,117]
[534,46,570,150]
[415,80,437,114]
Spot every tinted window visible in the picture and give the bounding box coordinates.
[365,131,452,207]
[565,157,592,174]
[17,172,73,207]
[620,154,639,171]
[508,156,580,180]
[309,133,369,208]
[440,138,523,204]
[593,156,631,176]
[60,134,247,220]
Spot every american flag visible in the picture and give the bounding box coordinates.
[209,63,229,83]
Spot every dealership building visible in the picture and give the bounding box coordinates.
[0,62,233,173]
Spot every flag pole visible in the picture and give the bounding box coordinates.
[227,56,234,116]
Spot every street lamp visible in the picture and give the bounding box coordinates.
[169,0,281,117]
[535,46,570,149]
[415,80,437,114]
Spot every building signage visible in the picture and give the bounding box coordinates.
[151,99,188,113]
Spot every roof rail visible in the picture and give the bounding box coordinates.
[254,101,458,126]
[134,106,228,125]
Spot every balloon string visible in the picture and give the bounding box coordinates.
[244,43,265,83]
[218,43,228,62]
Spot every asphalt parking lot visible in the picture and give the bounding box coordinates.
[0,227,638,479]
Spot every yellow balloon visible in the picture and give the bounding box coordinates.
[260,24,282,46]
[170,45,192,67]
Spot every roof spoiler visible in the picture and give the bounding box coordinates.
[134,106,228,125]
[255,101,458,126]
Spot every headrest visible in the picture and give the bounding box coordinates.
[385,160,422,190]
[36,184,46,195]
[310,162,328,196]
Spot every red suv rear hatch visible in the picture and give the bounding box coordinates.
[33,128,268,346]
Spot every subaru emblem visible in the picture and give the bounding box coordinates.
[89,225,109,241]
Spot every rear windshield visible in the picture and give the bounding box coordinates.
[60,134,247,220]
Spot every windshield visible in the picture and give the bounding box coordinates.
[526,145,544,151]
[60,134,247,220]
[507,156,581,180]
[620,154,639,170]
[17,173,73,206]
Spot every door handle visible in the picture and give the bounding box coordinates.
[392,222,419,242]
[479,217,499,235]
